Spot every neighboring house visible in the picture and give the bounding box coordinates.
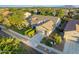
[2,11,12,17]
[24,12,32,19]
[64,20,79,53]
[0,8,13,17]
[31,15,61,36]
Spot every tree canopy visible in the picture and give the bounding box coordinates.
[0,15,3,23]
[56,9,65,18]
[8,13,26,29]
[0,37,25,54]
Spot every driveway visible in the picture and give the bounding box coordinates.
[28,32,44,47]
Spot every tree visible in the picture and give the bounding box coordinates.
[0,15,3,23]
[2,18,11,27]
[0,37,25,54]
[56,9,65,18]
[54,33,62,44]
[8,13,26,30]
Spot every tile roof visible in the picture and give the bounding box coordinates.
[37,20,54,31]
[31,15,58,25]
[64,20,79,31]
[40,20,54,31]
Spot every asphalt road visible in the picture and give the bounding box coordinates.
[0,30,11,38]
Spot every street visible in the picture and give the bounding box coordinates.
[0,30,11,38]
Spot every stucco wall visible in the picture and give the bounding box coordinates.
[64,31,78,41]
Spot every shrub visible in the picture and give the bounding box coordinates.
[25,28,32,35]
[25,28,35,37]
[54,34,62,44]
[41,37,52,47]
[27,30,35,37]
[50,32,62,45]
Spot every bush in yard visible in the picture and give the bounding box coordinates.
[41,37,52,47]
[50,32,62,45]
[24,28,32,35]
[25,28,35,37]
[27,30,35,37]
[54,34,62,45]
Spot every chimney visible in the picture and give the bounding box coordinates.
[76,24,79,32]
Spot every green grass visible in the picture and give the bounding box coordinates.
[10,26,31,35]
[10,26,36,37]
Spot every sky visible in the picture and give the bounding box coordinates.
[0,5,64,7]
[0,0,79,5]
[0,5,79,8]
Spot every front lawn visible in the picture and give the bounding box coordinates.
[10,26,36,37]
[10,26,30,35]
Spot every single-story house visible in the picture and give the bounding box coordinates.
[64,20,79,53]
[31,15,61,36]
